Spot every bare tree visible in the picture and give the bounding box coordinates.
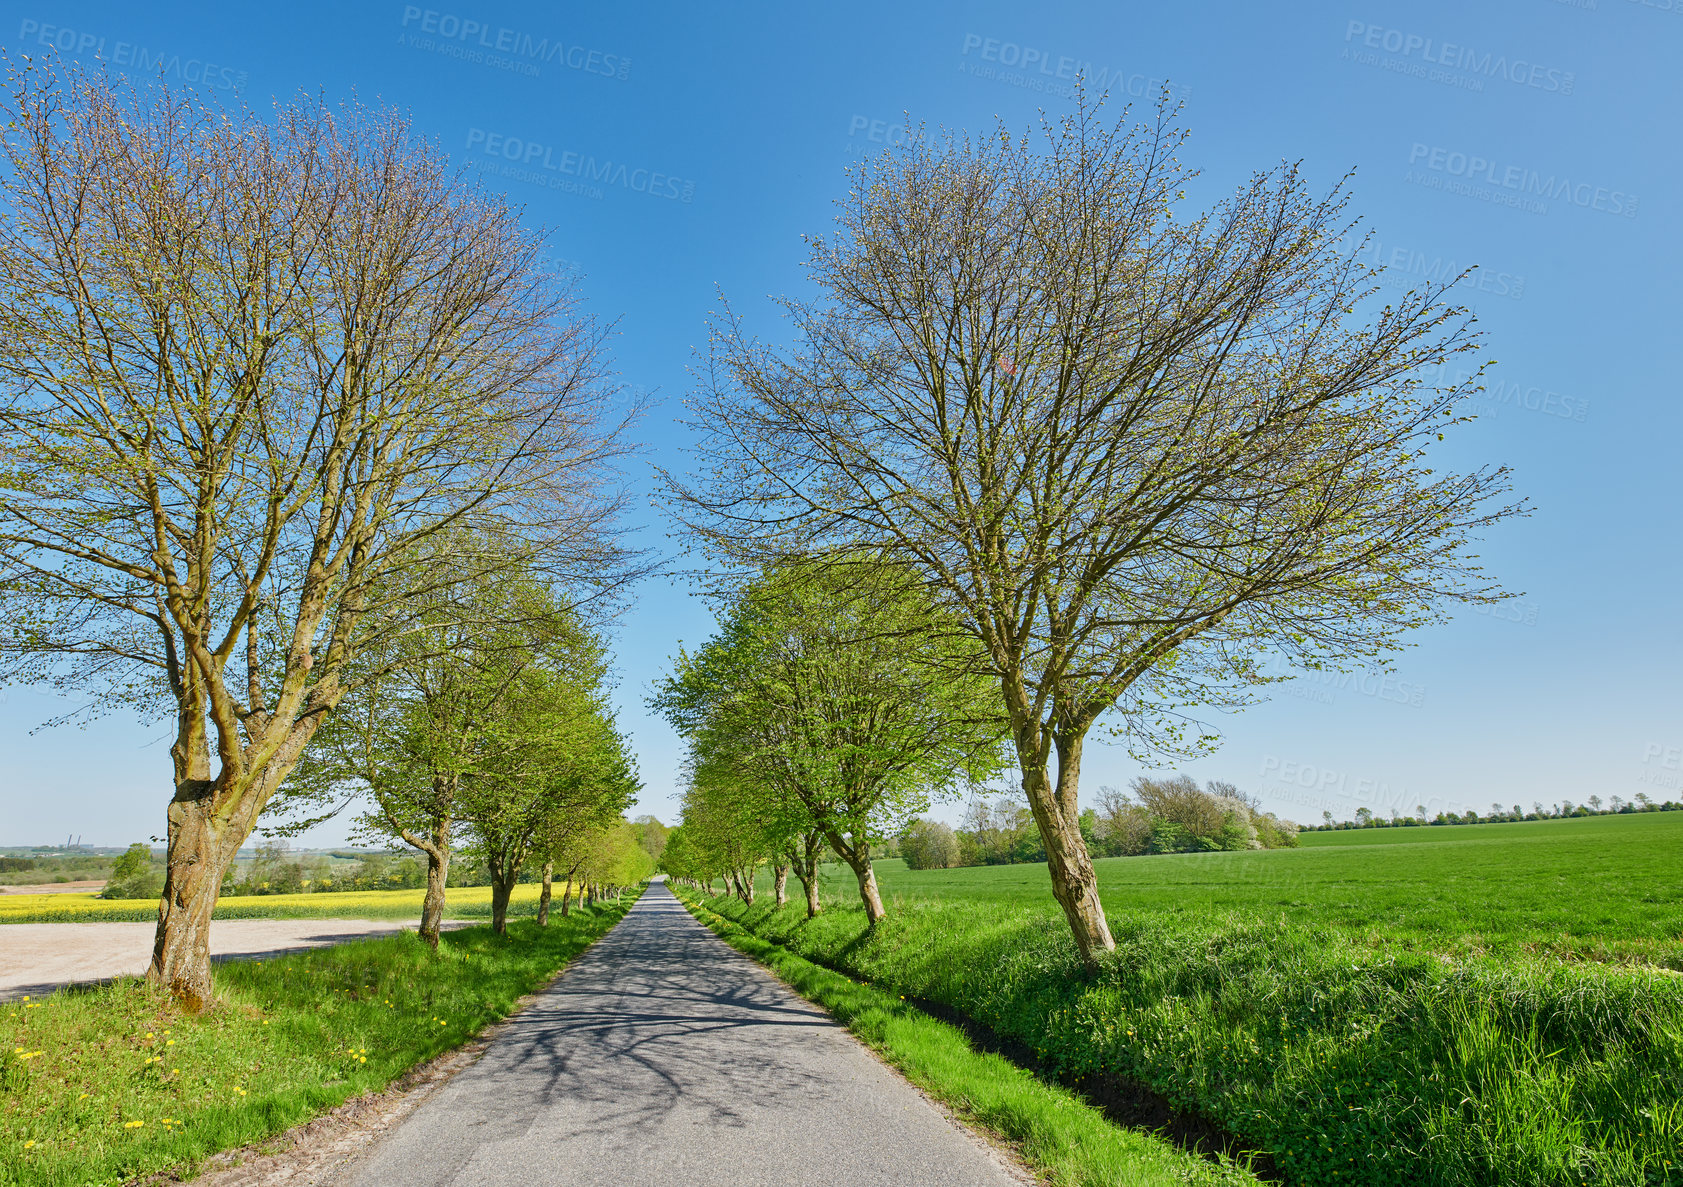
[663,92,1518,962]
[0,66,641,1004]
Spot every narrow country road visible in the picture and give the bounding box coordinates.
[339,881,1025,1187]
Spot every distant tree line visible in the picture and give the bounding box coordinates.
[0,851,122,885]
[899,777,1299,869]
[1307,793,1681,831]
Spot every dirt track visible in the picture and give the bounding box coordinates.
[0,918,468,1001]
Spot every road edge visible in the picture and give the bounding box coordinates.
[132,890,645,1187]
[671,886,1265,1187]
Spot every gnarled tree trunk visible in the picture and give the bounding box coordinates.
[397,814,452,952]
[150,712,311,1008]
[1016,720,1113,965]
[149,785,243,1011]
[825,829,885,924]
[772,861,789,908]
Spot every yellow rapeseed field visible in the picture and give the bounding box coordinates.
[0,882,561,924]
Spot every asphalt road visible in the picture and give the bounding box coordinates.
[340,881,1025,1187]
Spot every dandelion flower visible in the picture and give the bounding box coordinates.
[24,1140,35,1148]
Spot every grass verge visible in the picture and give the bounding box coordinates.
[0,891,639,1187]
[672,885,1263,1187]
[692,888,1683,1187]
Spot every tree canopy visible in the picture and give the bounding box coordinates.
[661,92,1518,959]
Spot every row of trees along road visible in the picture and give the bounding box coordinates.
[282,540,645,943]
[651,561,1003,922]
[660,90,1520,964]
[0,65,645,1005]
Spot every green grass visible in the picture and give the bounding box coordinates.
[787,813,1683,969]
[700,816,1683,1187]
[0,893,637,1187]
[675,887,1262,1187]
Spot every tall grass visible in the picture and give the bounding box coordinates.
[698,892,1683,1186]
[681,891,1263,1187]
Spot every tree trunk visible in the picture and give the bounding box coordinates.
[803,869,821,918]
[490,874,515,935]
[826,829,885,924]
[772,862,789,908]
[792,831,822,918]
[537,860,554,926]
[560,863,580,917]
[148,782,240,1011]
[414,818,451,951]
[1021,726,1114,965]
[737,867,755,906]
[150,691,322,1006]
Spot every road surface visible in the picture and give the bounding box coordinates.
[0,918,468,1001]
[339,882,1024,1187]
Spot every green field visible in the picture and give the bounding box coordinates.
[787,813,1683,969]
[704,814,1683,1186]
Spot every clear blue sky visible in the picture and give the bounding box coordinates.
[2,0,1678,846]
